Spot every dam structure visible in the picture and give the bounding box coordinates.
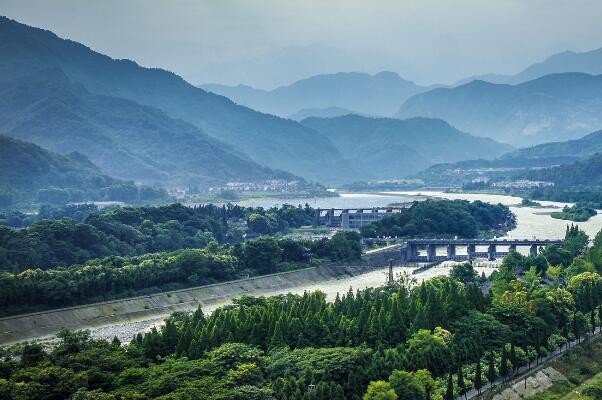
[401,238,563,262]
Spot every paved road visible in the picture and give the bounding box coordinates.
[462,326,602,399]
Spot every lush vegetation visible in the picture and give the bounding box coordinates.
[527,340,602,399]
[0,204,104,228]
[551,203,598,222]
[360,200,515,238]
[0,203,318,273]
[3,225,602,399]
[520,198,541,207]
[529,187,602,208]
[0,135,167,209]
[525,153,602,189]
[0,231,361,315]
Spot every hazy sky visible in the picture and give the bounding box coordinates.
[2,0,602,88]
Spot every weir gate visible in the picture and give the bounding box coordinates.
[400,239,562,262]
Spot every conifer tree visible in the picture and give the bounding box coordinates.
[510,343,517,374]
[474,357,483,394]
[444,372,454,400]
[271,319,286,348]
[487,352,496,388]
[500,346,508,382]
[457,365,466,398]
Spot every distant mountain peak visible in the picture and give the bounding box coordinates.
[456,46,602,86]
[200,69,429,118]
[397,72,602,146]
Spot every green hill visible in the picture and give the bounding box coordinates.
[502,129,602,161]
[0,134,162,207]
[525,152,602,189]
[0,67,291,187]
[414,129,602,186]
[301,115,512,180]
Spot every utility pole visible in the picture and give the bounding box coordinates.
[388,259,394,283]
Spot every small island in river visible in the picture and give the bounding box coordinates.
[551,203,598,222]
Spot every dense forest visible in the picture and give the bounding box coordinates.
[0,200,513,274]
[0,203,316,273]
[360,200,515,238]
[0,204,102,228]
[525,153,602,190]
[0,231,361,315]
[551,204,598,222]
[0,134,168,209]
[529,187,602,208]
[2,226,602,399]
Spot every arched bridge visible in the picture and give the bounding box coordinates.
[401,239,562,262]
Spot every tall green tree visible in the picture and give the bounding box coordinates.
[363,381,398,400]
[474,357,483,394]
[487,353,496,388]
[444,372,454,400]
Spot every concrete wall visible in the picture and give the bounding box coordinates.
[0,247,400,345]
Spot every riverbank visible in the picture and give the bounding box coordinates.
[0,246,402,345]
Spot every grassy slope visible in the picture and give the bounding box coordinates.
[529,340,602,399]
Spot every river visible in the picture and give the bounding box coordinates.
[89,261,499,343]
[233,191,602,241]
[41,191,602,343]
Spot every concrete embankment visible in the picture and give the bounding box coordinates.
[0,246,400,345]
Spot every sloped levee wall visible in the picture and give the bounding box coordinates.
[0,246,400,345]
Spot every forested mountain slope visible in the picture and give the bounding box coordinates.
[301,115,512,180]
[524,153,602,189]
[502,129,602,161]
[0,16,348,183]
[0,68,284,186]
[0,134,130,207]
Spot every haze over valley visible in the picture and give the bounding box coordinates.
[3,2,602,400]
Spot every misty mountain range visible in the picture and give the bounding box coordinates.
[201,71,434,118]
[397,72,602,146]
[1,15,602,192]
[455,47,602,85]
[203,46,602,147]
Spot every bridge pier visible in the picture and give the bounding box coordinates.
[467,244,476,260]
[400,239,561,264]
[447,244,456,260]
[488,244,497,260]
[427,244,437,262]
